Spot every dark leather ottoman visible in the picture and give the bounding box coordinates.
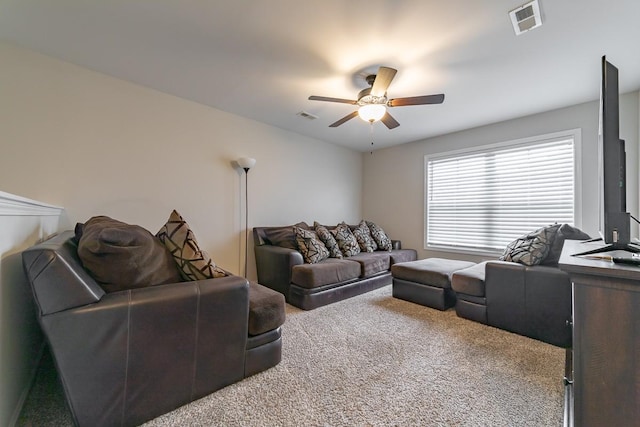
[391,258,476,310]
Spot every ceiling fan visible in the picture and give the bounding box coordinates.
[308,66,444,129]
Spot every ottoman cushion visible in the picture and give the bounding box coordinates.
[392,258,476,289]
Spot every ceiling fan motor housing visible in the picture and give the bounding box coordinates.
[357,87,387,106]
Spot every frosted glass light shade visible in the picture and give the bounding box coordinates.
[237,157,256,170]
[358,104,386,122]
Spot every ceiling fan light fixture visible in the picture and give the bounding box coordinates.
[358,104,386,122]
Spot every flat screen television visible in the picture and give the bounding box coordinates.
[575,56,639,256]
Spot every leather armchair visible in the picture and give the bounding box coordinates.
[22,231,281,426]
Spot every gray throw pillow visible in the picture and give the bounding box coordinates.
[541,224,591,265]
[331,222,361,257]
[294,226,330,264]
[353,220,376,252]
[499,224,561,266]
[366,220,392,251]
[314,221,343,259]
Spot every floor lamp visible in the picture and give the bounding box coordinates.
[237,157,256,278]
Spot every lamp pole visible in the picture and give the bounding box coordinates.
[237,157,256,278]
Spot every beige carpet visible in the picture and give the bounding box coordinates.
[147,285,564,426]
[19,285,564,426]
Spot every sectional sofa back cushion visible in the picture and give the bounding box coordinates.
[77,216,181,293]
[262,222,310,249]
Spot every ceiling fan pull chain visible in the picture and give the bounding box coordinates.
[370,121,374,154]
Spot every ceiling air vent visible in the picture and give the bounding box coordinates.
[509,0,542,35]
[297,111,318,120]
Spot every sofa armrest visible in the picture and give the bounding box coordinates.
[485,261,527,336]
[254,244,303,296]
[485,261,572,348]
[40,275,250,427]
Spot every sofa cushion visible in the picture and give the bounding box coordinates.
[348,252,391,278]
[77,216,182,293]
[248,281,286,336]
[262,222,310,249]
[353,220,377,253]
[366,220,392,251]
[291,259,361,289]
[156,210,227,281]
[314,222,343,259]
[499,224,561,266]
[294,226,329,264]
[541,224,591,266]
[331,222,360,257]
[451,261,489,297]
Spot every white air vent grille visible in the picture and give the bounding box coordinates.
[297,111,318,120]
[510,0,542,35]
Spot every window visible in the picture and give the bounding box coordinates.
[425,130,580,254]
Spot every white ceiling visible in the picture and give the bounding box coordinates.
[1,0,639,152]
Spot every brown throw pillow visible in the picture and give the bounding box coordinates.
[77,216,181,293]
[156,210,227,281]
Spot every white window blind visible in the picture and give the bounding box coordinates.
[425,135,576,253]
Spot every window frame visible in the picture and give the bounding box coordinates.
[423,129,583,256]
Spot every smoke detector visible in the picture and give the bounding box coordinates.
[509,0,542,35]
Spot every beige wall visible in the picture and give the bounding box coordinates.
[363,92,640,263]
[0,42,363,279]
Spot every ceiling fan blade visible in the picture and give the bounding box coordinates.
[370,66,397,97]
[309,95,357,105]
[380,112,400,129]
[388,94,445,107]
[329,111,359,127]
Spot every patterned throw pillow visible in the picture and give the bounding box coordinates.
[156,210,227,280]
[314,221,342,259]
[366,221,392,251]
[353,220,377,252]
[330,222,361,257]
[294,226,329,264]
[499,224,562,266]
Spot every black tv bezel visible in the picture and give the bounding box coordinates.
[573,56,639,256]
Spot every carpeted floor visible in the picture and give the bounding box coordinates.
[18,285,564,426]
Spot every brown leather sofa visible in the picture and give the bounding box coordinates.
[253,224,417,310]
[22,231,284,427]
